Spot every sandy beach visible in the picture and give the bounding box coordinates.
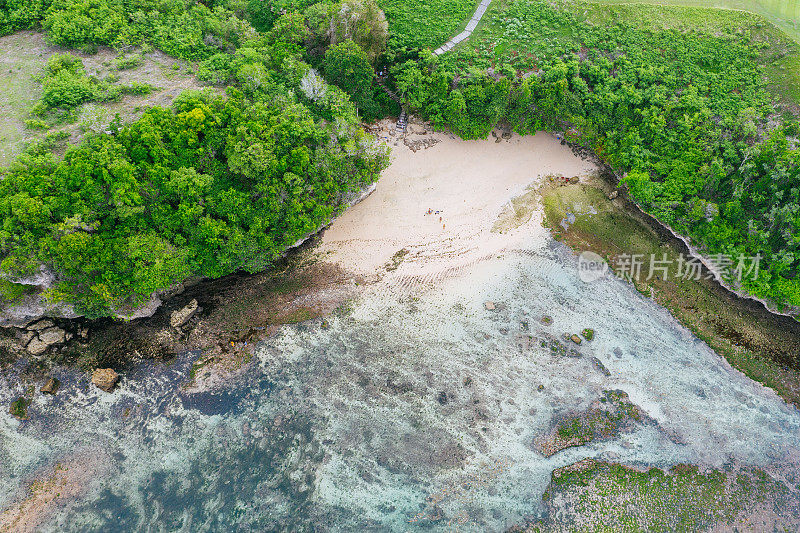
[317,126,597,279]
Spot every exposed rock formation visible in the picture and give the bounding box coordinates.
[19,320,71,356]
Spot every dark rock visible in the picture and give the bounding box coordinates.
[590,357,611,376]
[386,377,413,394]
[437,391,449,405]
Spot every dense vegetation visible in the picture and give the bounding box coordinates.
[385,0,800,307]
[0,4,388,317]
[0,0,799,314]
[0,0,255,57]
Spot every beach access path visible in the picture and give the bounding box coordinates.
[432,0,493,55]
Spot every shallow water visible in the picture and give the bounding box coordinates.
[2,233,799,531]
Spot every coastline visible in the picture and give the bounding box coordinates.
[3,124,800,530]
[3,123,799,403]
[541,176,800,407]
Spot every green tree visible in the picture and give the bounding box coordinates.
[323,39,379,119]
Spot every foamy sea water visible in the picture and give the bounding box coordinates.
[1,234,799,531]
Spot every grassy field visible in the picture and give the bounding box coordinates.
[593,0,800,44]
[377,0,481,49]
[432,0,800,110]
[0,31,203,167]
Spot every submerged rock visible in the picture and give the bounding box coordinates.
[534,390,651,457]
[9,397,30,419]
[170,299,200,328]
[92,369,119,392]
[591,357,611,376]
[484,301,496,311]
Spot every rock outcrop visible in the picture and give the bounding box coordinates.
[170,299,200,328]
[18,320,72,356]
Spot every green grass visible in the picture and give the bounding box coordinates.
[0,279,29,304]
[431,0,800,108]
[378,0,481,48]
[765,52,800,110]
[591,0,800,44]
[0,32,49,166]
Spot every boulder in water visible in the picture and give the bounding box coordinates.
[41,377,60,395]
[92,369,119,392]
[9,397,30,419]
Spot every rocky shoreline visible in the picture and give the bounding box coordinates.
[561,135,800,320]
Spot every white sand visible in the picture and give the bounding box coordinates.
[318,130,597,278]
